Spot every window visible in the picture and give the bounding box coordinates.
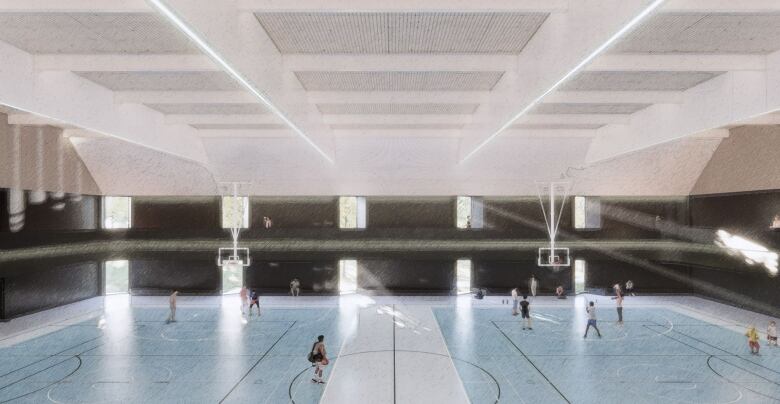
[105,260,129,294]
[339,260,358,294]
[574,259,586,294]
[456,259,472,294]
[574,196,601,229]
[456,196,483,229]
[221,196,249,228]
[339,197,366,229]
[222,261,243,294]
[102,196,131,229]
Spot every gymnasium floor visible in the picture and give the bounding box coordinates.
[0,295,778,404]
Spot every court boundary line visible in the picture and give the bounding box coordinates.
[218,320,296,403]
[490,320,571,403]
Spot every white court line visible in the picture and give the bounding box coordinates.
[426,306,471,404]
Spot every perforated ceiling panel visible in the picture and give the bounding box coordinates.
[255,12,548,54]
[330,124,464,130]
[295,71,504,91]
[0,13,199,54]
[563,71,723,91]
[615,13,780,54]
[145,103,268,115]
[532,103,651,115]
[74,71,241,91]
[317,103,479,115]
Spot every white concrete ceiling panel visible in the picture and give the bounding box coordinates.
[563,70,724,91]
[615,13,780,54]
[317,103,479,115]
[255,12,547,54]
[145,103,268,115]
[0,13,198,54]
[74,71,242,91]
[533,103,651,115]
[295,71,504,91]
[71,137,216,195]
[512,123,605,130]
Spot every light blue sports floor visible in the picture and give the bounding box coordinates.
[1,298,779,403]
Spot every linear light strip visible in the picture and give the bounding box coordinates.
[146,0,334,164]
[461,0,666,163]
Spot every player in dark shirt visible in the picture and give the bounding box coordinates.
[520,295,532,330]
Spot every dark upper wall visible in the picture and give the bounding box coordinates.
[129,253,220,295]
[132,196,220,230]
[0,189,98,233]
[473,260,571,294]
[482,197,689,239]
[690,190,780,248]
[367,197,455,228]
[251,197,338,228]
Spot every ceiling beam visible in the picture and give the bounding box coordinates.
[284,54,516,72]
[585,49,780,163]
[661,0,780,13]
[197,129,292,138]
[306,91,491,104]
[0,0,150,12]
[457,0,660,162]
[322,114,474,125]
[165,114,281,125]
[238,0,567,12]
[0,39,208,164]
[547,90,684,104]
[516,114,631,125]
[34,54,217,72]
[115,91,254,104]
[332,129,463,138]
[7,113,67,126]
[587,54,766,72]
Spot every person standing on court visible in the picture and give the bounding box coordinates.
[584,301,602,338]
[529,275,538,298]
[167,290,178,323]
[309,335,329,384]
[249,289,260,316]
[239,286,248,314]
[511,287,519,315]
[520,295,532,330]
[614,293,624,325]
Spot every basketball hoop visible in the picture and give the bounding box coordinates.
[217,182,251,267]
[535,181,571,267]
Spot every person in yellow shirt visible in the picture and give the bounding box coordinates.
[746,325,761,355]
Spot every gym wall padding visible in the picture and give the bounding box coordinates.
[245,261,339,294]
[358,259,455,294]
[1,260,100,320]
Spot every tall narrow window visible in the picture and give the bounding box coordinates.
[339,197,366,229]
[339,260,358,294]
[574,259,586,294]
[105,260,129,294]
[222,261,243,294]
[456,196,483,228]
[222,196,249,228]
[574,196,601,229]
[102,196,131,229]
[456,259,472,294]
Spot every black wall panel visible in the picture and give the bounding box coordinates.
[245,261,338,294]
[585,261,692,294]
[0,189,8,233]
[130,255,220,295]
[2,261,99,319]
[367,197,455,228]
[482,198,553,237]
[691,191,780,248]
[251,197,338,228]
[132,197,220,230]
[358,259,455,294]
[691,266,780,317]
[473,260,572,294]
